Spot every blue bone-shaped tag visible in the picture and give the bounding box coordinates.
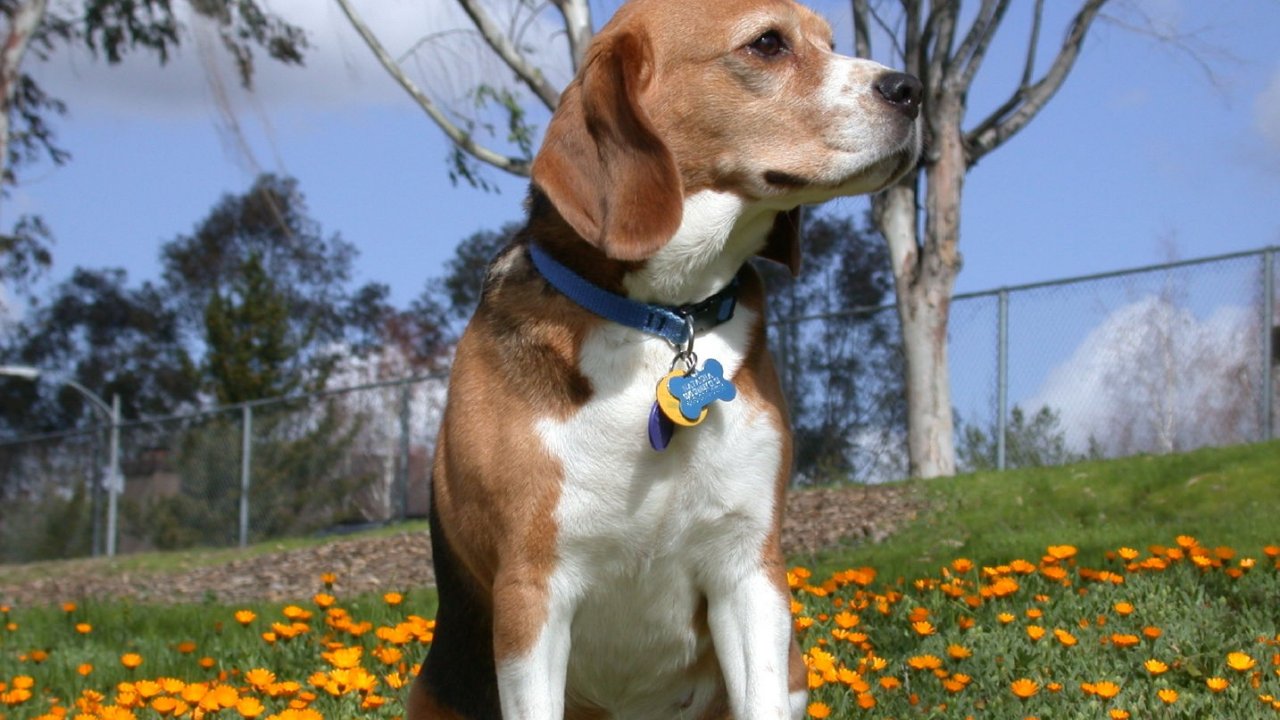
[668,358,737,422]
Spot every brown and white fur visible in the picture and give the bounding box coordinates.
[408,0,921,718]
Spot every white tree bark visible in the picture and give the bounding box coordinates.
[0,0,49,193]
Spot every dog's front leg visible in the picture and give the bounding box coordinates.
[493,572,573,719]
[708,570,803,720]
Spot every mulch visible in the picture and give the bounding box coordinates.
[0,483,924,607]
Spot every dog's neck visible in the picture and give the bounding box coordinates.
[623,190,775,306]
[526,187,776,307]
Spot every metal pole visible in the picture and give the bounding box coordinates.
[105,394,121,557]
[89,430,103,557]
[1264,248,1275,441]
[397,384,411,522]
[239,404,252,548]
[996,289,1009,471]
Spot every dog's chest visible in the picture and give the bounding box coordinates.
[535,310,784,712]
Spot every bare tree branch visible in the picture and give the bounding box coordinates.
[1020,0,1044,88]
[924,3,957,94]
[851,0,871,58]
[551,0,593,72]
[950,0,1013,91]
[964,0,1108,166]
[333,0,531,177]
[455,0,561,111]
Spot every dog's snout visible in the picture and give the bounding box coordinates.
[875,72,922,120]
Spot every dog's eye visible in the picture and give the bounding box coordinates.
[747,30,787,58]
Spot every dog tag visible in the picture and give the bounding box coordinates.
[648,401,675,451]
[656,369,708,427]
[667,358,737,422]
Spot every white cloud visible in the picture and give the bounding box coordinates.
[1029,296,1262,457]
[1254,65,1280,154]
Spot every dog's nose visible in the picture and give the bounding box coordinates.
[875,72,922,119]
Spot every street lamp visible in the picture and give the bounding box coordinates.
[0,365,123,557]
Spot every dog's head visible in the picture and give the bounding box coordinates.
[531,0,921,276]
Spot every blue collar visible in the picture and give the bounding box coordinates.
[527,243,739,346]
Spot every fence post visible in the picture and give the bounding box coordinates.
[239,404,252,548]
[996,289,1009,471]
[105,394,121,557]
[396,383,411,522]
[1264,248,1275,441]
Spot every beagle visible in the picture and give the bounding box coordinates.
[409,0,921,717]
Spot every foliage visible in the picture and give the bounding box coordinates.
[957,404,1090,472]
[756,208,905,484]
[203,253,310,405]
[132,400,372,551]
[160,173,401,401]
[0,267,198,435]
[411,221,519,341]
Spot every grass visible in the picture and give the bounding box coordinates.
[809,439,1280,582]
[1,440,1278,719]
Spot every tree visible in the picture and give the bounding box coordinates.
[0,0,307,304]
[203,252,306,404]
[757,209,906,484]
[412,221,521,342]
[956,404,1086,472]
[851,0,1111,478]
[0,267,197,435]
[336,0,1136,479]
[161,173,386,398]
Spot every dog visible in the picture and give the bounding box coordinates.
[408,0,921,717]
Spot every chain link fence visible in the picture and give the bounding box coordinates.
[2,248,1276,562]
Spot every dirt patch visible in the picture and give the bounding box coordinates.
[0,482,923,607]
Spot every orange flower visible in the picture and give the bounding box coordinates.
[1054,628,1078,646]
[234,610,256,626]
[120,653,143,670]
[383,592,404,606]
[1047,545,1078,560]
[1206,677,1230,692]
[75,623,92,634]
[1227,652,1257,672]
[911,621,936,636]
[176,641,197,654]
[1157,688,1178,704]
[1010,678,1039,699]
[1026,625,1046,641]
[1092,681,1121,699]
[906,655,942,671]
[1110,634,1140,648]
[1113,601,1135,616]
[1143,659,1168,675]
[1109,710,1131,720]
[947,644,972,660]
[806,702,831,718]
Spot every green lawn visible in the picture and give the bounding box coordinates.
[808,439,1280,582]
[2,440,1278,719]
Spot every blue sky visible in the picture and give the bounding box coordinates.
[5,0,1280,318]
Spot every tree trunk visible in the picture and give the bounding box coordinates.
[0,0,48,191]
[877,112,966,479]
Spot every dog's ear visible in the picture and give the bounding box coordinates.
[758,207,803,277]
[532,29,683,261]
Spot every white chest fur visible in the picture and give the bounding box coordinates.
[534,308,784,716]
